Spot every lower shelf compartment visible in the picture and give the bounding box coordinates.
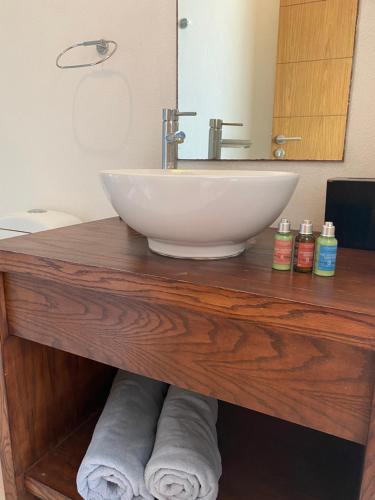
[25,402,364,500]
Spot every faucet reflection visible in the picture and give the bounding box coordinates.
[208,119,252,160]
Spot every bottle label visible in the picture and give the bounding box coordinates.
[296,242,314,268]
[273,239,292,265]
[317,245,337,271]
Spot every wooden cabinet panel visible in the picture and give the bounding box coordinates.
[272,116,347,160]
[5,272,374,445]
[278,0,358,63]
[0,218,374,497]
[360,393,375,500]
[2,336,114,475]
[274,58,352,117]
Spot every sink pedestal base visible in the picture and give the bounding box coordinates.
[148,239,246,260]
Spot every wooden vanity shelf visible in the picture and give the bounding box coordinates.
[23,395,364,500]
[0,217,374,499]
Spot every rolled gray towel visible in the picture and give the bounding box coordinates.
[77,371,168,500]
[144,386,222,500]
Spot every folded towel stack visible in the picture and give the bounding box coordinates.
[77,371,168,500]
[77,371,222,500]
[145,386,222,500]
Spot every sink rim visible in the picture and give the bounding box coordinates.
[100,168,299,179]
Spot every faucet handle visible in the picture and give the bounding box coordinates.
[163,108,197,121]
[209,119,243,129]
[222,122,244,127]
[274,135,302,145]
[166,130,186,144]
[175,111,197,117]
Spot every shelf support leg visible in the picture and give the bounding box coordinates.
[0,273,22,499]
[360,375,375,500]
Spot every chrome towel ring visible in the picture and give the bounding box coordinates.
[56,39,118,69]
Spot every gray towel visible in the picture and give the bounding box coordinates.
[144,386,222,500]
[77,371,167,500]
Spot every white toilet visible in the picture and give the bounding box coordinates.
[0,209,81,240]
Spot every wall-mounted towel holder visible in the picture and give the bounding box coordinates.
[56,39,118,69]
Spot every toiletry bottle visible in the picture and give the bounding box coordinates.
[272,218,293,271]
[294,220,315,273]
[314,222,338,277]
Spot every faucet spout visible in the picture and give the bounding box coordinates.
[208,118,252,160]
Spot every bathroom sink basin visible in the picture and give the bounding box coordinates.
[100,169,299,259]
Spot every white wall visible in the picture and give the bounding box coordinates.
[0,0,176,222]
[178,0,279,159]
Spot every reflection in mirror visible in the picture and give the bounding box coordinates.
[178,1,279,160]
[178,0,359,161]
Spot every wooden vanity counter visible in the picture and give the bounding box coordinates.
[0,217,374,499]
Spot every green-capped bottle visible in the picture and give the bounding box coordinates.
[272,218,293,271]
[314,222,338,277]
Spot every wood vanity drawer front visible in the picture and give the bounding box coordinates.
[4,273,374,445]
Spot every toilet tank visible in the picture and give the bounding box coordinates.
[0,209,81,240]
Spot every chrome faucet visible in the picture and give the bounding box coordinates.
[162,108,197,169]
[208,119,252,160]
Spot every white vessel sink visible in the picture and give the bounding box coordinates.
[100,169,299,259]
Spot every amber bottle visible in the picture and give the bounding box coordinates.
[293,220,315,273]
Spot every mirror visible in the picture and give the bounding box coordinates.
[177,0,359,161]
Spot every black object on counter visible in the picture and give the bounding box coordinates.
[325,178,375,250]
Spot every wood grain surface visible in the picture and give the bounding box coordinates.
[2,335,114,477]
[0,218,373,498]
[360,387,375,500]
[4,272,374,444]
[278,0,358,63]
[280,0,325,7]
[272,115,347,160]
[0,275,20,499]
[0,270,115,499]
[25,416,98,500]
[0,219,374,344]
[273,0,358,160]
[274,58,352,118]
